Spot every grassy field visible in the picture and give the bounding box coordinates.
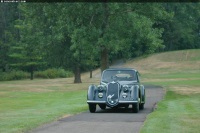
[141,91,200,133]
[0,49,200,133]
[0,72,100,133]
[123,49,200,133]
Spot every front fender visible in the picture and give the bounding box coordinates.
[140,85,145,103]
[130,85,139,101]
[87,85,96,100]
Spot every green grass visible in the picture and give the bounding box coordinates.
[141,79,200,133]
[0,79,89,133]
[141,91,200,133]
[139,49,200,133]
[1,49,200,133]
[143,72,200,79]
[142,70,200,87]
[145,79,200,86]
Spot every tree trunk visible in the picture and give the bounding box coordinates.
[30,66,34,80]
[90,69,92,78]
[74,65,82,83]
[100,46,109,73]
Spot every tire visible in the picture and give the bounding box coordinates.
[89,104,96,113]
[132,103,139,113]
[139,103,144,110]
[99,104,106,110]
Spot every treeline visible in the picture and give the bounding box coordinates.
[0,3,200,83]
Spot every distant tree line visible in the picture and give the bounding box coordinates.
[0,3,200,83]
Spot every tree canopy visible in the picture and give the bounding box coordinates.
[0,3,199,82]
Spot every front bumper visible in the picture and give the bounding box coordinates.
[87,100,138,104]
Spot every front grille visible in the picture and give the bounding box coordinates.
[106,82,119,107]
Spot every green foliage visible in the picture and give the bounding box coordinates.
[162,3,200,51]
[34,68,73,79]
[0,70,29,81]
[8,3,46,80]
[0,3,200,81]
[0,69,73,81]
[0,4,20,72]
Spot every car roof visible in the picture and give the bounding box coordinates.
[103,68,138,72]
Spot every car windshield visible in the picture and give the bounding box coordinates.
[102,70,137,83]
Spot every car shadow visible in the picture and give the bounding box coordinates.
[95,107,135,113]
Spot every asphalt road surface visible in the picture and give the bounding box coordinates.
[28,85,164,133]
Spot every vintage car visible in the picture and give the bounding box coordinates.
[87,68,145,113]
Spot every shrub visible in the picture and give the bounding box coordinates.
[0,69,73,81]
[0,70,29,81]
[34,68,73,79]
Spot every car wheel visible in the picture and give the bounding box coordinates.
[132,103,139,113]
[139,103,144,110]
[89,104,96,113]
[99,104,106,110]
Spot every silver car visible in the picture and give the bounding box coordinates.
[87,68,145,113]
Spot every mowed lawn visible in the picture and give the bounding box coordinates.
[1,49,200,133]
[124,49,200,133]
[0,72,100,133]
[141,77,200,133]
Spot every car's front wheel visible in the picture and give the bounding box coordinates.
[132,103,139,113]
[99,104,106,110]
[139,103,144,110]
[89,104,96,113]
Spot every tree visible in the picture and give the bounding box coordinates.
[0,3,19,72]
[51,3,171,82]
[3,2,199,83]
[162,3,200,51]
[10,3,45,80]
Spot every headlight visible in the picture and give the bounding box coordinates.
[97,85,105,92]
[122,93,128,98]
[122,85,129,92]
[98,93,103,98]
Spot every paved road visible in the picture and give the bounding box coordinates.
[29,85,164,133]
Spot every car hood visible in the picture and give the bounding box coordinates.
[101,81,138,86]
